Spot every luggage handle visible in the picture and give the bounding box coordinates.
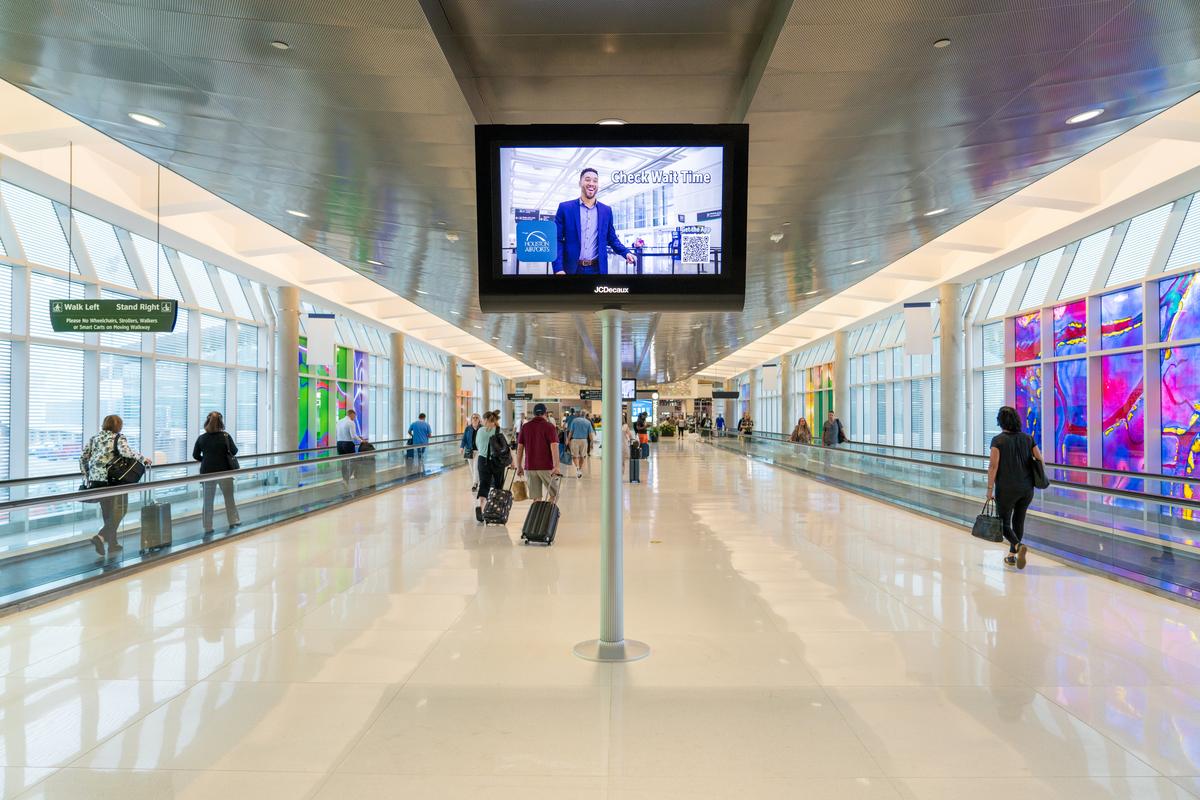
[503,466,518,491]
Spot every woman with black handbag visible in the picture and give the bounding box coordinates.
[193,411,241,536]
[80,414,152,558]
[986,406,1044,569]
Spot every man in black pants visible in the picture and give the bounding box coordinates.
[335,409,364,484]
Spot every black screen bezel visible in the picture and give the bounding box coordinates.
[475,124,748,312]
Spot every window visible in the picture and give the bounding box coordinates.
[100,290,142,351]
[179,253,222,311]
[987,266,1023,318]
[1104,353,1144,473]
[236,371,258,453]
[28,345,83,477]
[29,272,84,342]
[200,366,226,417]
[217,269,253,318]
[153,361,188,463]
[100,354,141,452]
[130,234,183,301]
[892,383,904,445]
[1053,359,1086,466]
[1107,204,1172,287]
[932,377,942,450]
[1020,250,1062,310]
[0,265,12,332]
[980,369,1004,452]
[0,341,9,479]
[200,314,226,362]
[981,322,1004,366]
[911,379,926,448]
[1,182,75,273]
[75,212,137,289]
[1059,228,1111,299]
[1101,286,1143,350]
[156,308,190,358]
[1166,194,1200,272]
[238,323,258,367]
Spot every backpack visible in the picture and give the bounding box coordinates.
[488,430,513,468]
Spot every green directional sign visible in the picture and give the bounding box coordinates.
[49,299,178,333]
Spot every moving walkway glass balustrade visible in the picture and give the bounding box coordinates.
[704,430,1200,602]
[0,436,460,609]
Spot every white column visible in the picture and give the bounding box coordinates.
[275,286,300,450]
[939,283,966,452]
[781,354,795,433]
[446,356,460,437]
[833,330,850,422]
[390,332,405,442]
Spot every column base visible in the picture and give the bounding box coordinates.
[573,638,650,663]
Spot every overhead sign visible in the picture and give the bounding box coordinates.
[306,313,336,366]
[711,390,740,399]
[507,393,533,400]
[50,299,177,333]
[697,209,722,222]
[579,389,603,400]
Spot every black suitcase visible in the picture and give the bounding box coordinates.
[521,476,561,545]
[482,469,516,525]
[140,498,172,554]
[629,443,641,483]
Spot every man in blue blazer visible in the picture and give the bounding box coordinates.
[553,167,637,275]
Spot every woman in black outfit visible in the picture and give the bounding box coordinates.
[986,405,1043,569]
[193,411,241,535]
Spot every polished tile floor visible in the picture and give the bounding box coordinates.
[2,439,1200,798]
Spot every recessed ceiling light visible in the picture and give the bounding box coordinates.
[445,231,460,242]
[491,337,500,341]
[415,289,428,295]
[923,207,948,217]
[366,259,383,266]
[850,259,867,266]
[285,209,309,218]
[804,290,819,296]
[128,112,164,128]
[472,325,483,330]
[933,38,951,48]
[270,40,291,50]
[597,118,627,125]
[1066,108,1105,125]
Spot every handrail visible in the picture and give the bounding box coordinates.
[1,434,459,489]
[703,430,1200,512]
[747,429,1196,485]
[0,438,456,512]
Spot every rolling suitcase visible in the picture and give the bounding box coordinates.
[521,476,561,545]
[482,468,516,525]
[139,469,173,554]
[629,442,641,483]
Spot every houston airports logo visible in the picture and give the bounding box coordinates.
[515,220,556,262]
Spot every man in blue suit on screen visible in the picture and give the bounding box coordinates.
[553,167,638,275]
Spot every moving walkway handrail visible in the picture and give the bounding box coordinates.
[704,429,1200,512]
[0,437,456,512]
[0,434,459,489]
[744,429,1196,486]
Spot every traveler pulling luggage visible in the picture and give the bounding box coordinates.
[139,467,173,554]
[521,475,562,545]
[483,468,516,525]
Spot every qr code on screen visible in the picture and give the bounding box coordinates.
[680,234,710,265]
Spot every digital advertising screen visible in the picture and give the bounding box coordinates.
[621,379,637,401]
[476,124,747,312]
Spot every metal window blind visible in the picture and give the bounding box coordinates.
[200,314,226,362]
[29,272,83,342]
[876,385,887,441]
[1059,228,1111,298]
[893,383,904,445]
[932,377,941,450]
[1107,204,1172,287]
[981,322,1004,366]
[1020,249,1064,310]
[217,269,253,319]
[129,234,184,301]
[981,369,1004,452]
[987,267,1022,318]
[200,365,226,417]
[28,344,83,477]
[99,353,141,452]
[0,265,11,333]
[100,290,141,351]
[1166,194,1200,272]
[0,182,75,273]
[156,307,189,357]
[911,379,926,448]
[236,370,257,453]
[179,253,222,311]
[238,324,258,367]
[75,212,136,289]
[0,341,9,479]
[154,360,188,463]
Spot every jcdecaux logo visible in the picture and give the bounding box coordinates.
[515,220,555,261]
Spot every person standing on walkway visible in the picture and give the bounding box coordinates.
[473,410,504,522]
[461,412,481,492]
[987,405,1042,569]
[408,412,432,464]
[715,413,725,437]
[790,417,813,444]
[737,411,754,439]
[80,414,151,558]
[821,411,845,446]
[516,403,561,501]
[567,409,595,478]
[336,408,365,483]
[193,411,241,536]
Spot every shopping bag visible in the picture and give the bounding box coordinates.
[512,478,528,502]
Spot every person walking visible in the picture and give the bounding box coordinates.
[516,403,561,501]
[461,413,482,492]
[623,413,640,483]
[821,411,845,446]
[336,408,365,483]
[193,411,241,536]
[715,413,725,437]
[790,417,813,444]
[408,412,432,464]
[987,406,1043,569]
[473,410,505,522]
[737,411,754,439]
[566,410,595,478]
[80,415,151,558]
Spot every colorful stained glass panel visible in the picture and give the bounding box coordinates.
[1052,300,1086,356]
[1161,344,1200,490]
[1160,271,1200,342]
[1014,311,1041,361]
[354,350,369,438]
[1101,286,1144,350]
[1053,359,1087,466]
[1101,353,1145,473]
[1014,365,1042,444]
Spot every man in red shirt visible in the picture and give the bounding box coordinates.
[516,403,562,501]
